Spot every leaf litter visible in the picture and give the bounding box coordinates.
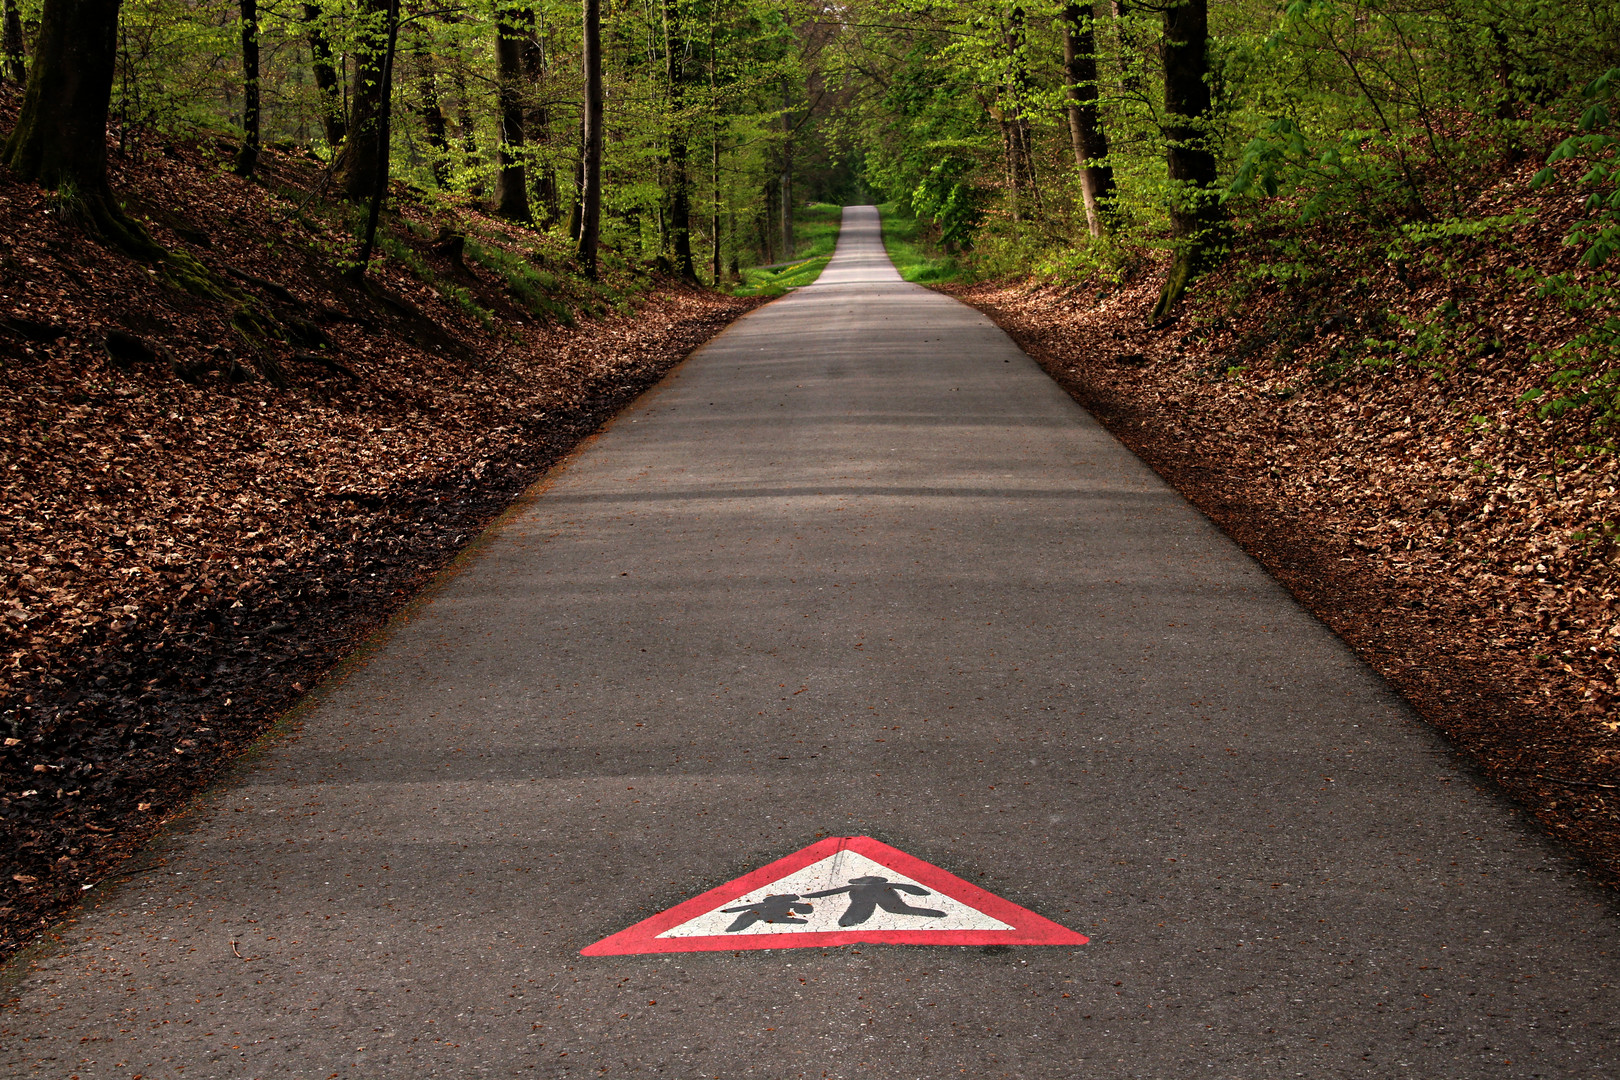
[0,94,761,959]
[945,157,1620,887]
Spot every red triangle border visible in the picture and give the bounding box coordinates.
[581,836,1089,955]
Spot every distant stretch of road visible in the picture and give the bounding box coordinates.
[2,206,1614,1078]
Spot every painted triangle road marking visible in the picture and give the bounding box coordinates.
[581,836,1088,955]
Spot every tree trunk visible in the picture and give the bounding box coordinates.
[524,13,559,226]
[302,3,346,148]
[999,117,1021,218]
[1062,2,1115,238]
[2,0,25,85]
[761,182,776,264]
[2,0,163,258]
[448,60,482,196]
[711,136,721,285]
[348,0,399,279]
[568,141,583,241]
[337,0,388,201]
[708,7,721,285]
[1152,0,1222,320]
[779,82,793,258]
[234,0,260,177]
[779,166,792,257]
[576,0,602,277]
[663,0,695,279]
[1111,0,1142,97]
[413,31,451,187]
[1001,7,1040,220]
[1490,23,1525,163]
[728,206,739,278]
[494,4,531,221]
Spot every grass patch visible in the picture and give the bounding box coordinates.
[876,204,961,283]
[734,202,843,296]
[375,231,496,329]
[735,255,833,297]
[464,237,574,325]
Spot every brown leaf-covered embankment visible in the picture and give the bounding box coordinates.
[942,163,1620,885]
[0,93,761,959]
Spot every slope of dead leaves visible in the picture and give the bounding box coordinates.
[0,95,760,958]
[944,158,1620,886]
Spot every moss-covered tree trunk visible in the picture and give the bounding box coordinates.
[1152,0,1223,320]
[2,0,163,259]
[1062,2,1115,238]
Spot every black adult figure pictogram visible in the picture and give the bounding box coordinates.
[720,894,813,932]
[802,875,947,927]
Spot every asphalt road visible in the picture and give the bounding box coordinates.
[2,206,1616,1078]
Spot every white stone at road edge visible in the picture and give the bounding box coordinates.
[657,849,1012,937]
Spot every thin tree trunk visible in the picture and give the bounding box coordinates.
[2,0,25,85]
[302,2,346,147]
[709,5,721,285]
[2,0,163,258]
[761,184,776,264]
[576,0,602,277]
[1000,117,1021,219]
[413,32,451,187]
[1111,0,1142,97]
[779,82,793,258]
[494,3,531,221]
[1153,0,1222,319]
[728,206,739,277]
[1003,6,1040,218]
[525,13,559,225]
[234,0,261,176]
[338,0,388,201]
[1490,23,1524,163]
[450,61,481,195]
[711,136,721,285]
[568,137,583,241]
[1017,116,1040,213]
[1062,2,1114,237]
[349,0,400,279]
[663,0,695,279]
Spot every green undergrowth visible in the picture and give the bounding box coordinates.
[734,203,843,296]
[359,198,665,327]
[462,235,575,325]
[734,255,833,296]
[876,204,962,284]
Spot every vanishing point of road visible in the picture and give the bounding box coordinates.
[2,207,1615,1078]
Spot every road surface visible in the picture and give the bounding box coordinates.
[2,206,1615,1078]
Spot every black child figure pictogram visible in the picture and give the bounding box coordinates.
[720,894,814,932]
[802,876,947,927]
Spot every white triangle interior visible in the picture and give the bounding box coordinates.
[658,848,1013,938]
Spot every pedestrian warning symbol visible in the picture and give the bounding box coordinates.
[581,836,1088,955]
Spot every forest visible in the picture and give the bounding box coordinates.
[2,3,1617,303]
[1,0,1619,956]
